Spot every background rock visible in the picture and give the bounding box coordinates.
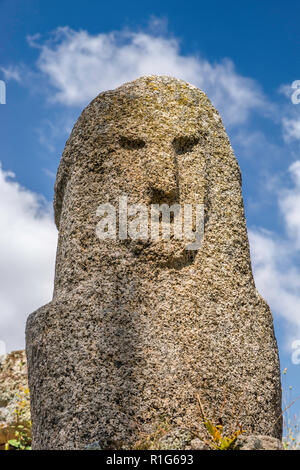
[155,428,193,450]
[236,434,283,450]
[0,350,29,448]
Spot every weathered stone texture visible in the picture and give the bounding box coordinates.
[236,434,283,450]
[26,76,282,449]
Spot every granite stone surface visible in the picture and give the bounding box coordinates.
[26,76,282,449]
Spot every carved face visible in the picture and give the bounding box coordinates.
[100,80,209,266]
[111,133,204,266]
[54,77,217,281]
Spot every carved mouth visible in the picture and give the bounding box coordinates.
[122,238,198,269]
[148,187,179,205]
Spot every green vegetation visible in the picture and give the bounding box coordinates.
[196,394,244,450]
[132,418,172,450]
[2,386,31,450]
[282,368,300,450]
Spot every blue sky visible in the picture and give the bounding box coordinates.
[1,0,300,436]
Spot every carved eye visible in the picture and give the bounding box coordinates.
[119,136,146,150]
[172,135,199,155]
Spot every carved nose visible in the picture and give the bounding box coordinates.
[147,151,178,202]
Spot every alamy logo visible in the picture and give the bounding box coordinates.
[95,195,204,250]
[291,80,300,104]
[0,80,6,104]
[291,340,300,365]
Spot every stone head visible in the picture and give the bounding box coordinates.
[53,76,244,295]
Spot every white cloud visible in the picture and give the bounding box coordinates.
[279,161,300,248]
[0,164,57,352]
[27,25,269,126]
[279,83,293,100]
[0,65,22,82]
[249,161,300,347]
[250,229,300,336]
[282,116,300,141]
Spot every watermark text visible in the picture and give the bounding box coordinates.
[96,196,204,250]
[0,80,6,104]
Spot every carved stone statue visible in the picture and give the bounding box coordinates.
[26,76,282,449]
